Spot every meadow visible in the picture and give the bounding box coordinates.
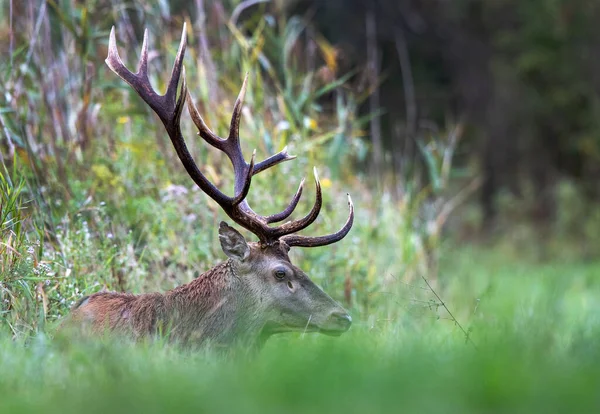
[2,247,600,413]
[2,1,600,412]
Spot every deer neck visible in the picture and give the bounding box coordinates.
[164,260,267,348]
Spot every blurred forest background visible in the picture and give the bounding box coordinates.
[2,1,600,412]
[2,0,600,240]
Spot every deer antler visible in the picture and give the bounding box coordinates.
[106,24,353,247]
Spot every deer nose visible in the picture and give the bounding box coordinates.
[330,311,352,330]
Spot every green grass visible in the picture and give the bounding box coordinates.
[2,247,600,414]
[3,333,600,414]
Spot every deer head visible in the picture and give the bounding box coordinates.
[98,24,354,345]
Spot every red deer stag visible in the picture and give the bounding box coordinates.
[70,25,354,349]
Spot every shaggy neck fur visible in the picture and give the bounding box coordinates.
[70,259,270,350]
[161,260,267,348]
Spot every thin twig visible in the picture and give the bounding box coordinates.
[421,275,477,349]
[405,298,442,305]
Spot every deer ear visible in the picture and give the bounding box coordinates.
[218,222,250,261]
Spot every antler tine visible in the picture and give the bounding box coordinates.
[137,28,149,77]
[232,149,256,206]
[187,95,225,148]
[106,24,187,123]
[188,81,294,176]
[106,27,156,102]
[164,23,188,111]
[265,178,305,224]
[106,25,232,207]
[281,194,354,248]
[254,146,297,175]
[182,67,298,237]
[272,167,322,237]
[229,72,249,144]
[173,66,188,125]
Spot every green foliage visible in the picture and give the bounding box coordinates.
[2,249,600,412]
[0,163,45,336]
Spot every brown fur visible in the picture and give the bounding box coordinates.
[70,261,241,345]
[67,238,351,349]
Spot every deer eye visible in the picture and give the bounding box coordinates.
[274,269,286,280]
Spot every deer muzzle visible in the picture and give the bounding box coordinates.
[320,311,352,336]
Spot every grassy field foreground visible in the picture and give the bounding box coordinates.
[2,248,600,414]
